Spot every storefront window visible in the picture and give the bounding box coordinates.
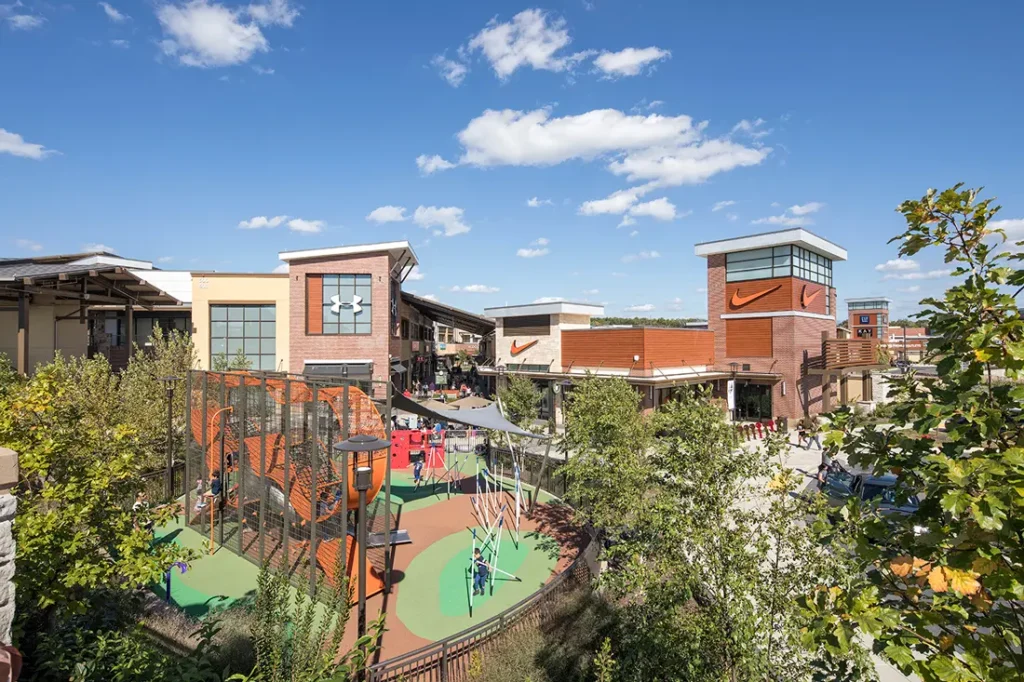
[210,304,277,370]
[321,275,372,335]
[726,245,832,286]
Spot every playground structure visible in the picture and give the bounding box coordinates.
[185,370,397,598]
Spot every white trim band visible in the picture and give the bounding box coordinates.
[720,311,836,321]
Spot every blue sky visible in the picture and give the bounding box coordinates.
[2,0,1023,320]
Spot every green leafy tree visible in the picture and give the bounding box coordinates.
[808,185,1024,681]
[213,348,253,372]
[497,374,541,432]
[0,355,193,670]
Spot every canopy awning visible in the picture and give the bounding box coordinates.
[391,391,547,440]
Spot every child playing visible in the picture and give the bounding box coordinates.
[472,548,490,596]
[413,454,425,489]
[193,478,205,512]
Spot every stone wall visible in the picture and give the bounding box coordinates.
[0,448,16,645]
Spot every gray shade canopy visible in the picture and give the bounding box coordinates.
[391,391,548,440]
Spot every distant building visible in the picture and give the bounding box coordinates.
[888,326,932,362]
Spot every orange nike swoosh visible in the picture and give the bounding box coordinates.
[731,284,781,308]
[510,340,538,356]
[801,285,821,308]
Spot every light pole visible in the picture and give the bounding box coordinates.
[159,376,181,500]
[334,433,391,660]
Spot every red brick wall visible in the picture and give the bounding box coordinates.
[287,253,396,385]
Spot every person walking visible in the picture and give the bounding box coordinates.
[472,548,490,596]
[806,414,822,450]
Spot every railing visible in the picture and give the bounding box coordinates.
[366,541,595,682]
[822,338,888,369]
[140,462,186,505]
[488,445,567,499]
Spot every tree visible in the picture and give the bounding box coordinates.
[497,374,541,431]
[888,318,918,328]
[807,185,1024,681]
[0,355,193,671]
[213,348,253,371]
[562,381,873,680]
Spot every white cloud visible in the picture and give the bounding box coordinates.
[238,214,288,229]
[593,46,670,77]
[83,243,117,253]
[99,2,129,22]
[421,293,438,301]
[901,285,921,293]
[287,218,324,233]
[416,154,455,174]
[752,201,825,227]
[517,247,549,258]
[611,272,626,278]
[527,196,553,207]
[272,262,288,273]
[726,213,738,222]
[696,286,707,293]
[466,9,590,79]
[15,238,41,251]
[6,13,43,30]
[882,269,952,281]
[432,53,468,87]
[413,205,470,237]
[406,266,424,281]
[624,303,654,312]
[622,250,660,263]
[712,200,736,212]
[252,65,274,75]
[629,230,638,237]
[110,39,130,48]
[531,237,549,246]
[789,201,826,216]
[617,215,636,229]
[157,256,174,263]
[451,284,499,294]
[366,205,408,223]
[875,258,919,272]
[666,297,684,311]
[157,0,298,68]
[580,188,646,216]
[607,137,770,188]
[0,128,57,159]
[246,0,298,27]
[533,296,564,303]
[582,289,599,295]
[629,197,676,221]
[991,218,1024,252]
[731,118,770,139]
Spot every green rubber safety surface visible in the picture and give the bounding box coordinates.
[396,526,559,639]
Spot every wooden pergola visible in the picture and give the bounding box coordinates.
[0,263,180,374]
[806,331,890,410]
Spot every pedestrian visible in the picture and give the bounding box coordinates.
[472,548,490,596]
[806,414,822,450]
[797,418,809,449]
[413,454,424,489]
[133,491,154,532]
[193,477,206,512]
[816,463,828,490]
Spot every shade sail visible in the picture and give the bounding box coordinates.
[448,396,493,410]
[390,391,547,440]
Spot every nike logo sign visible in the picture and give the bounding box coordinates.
[730,284,781,308]
[801,285,821,308]
[510,340,538,356]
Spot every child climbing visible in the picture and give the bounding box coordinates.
[472,548,490,596]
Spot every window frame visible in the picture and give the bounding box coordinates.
[210,303,277,371]
[318,273,373,336]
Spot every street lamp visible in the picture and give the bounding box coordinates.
[334,434,391,652]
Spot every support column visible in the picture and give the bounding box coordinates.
[862,371,873,402]
[16,294,29,376]
[0,448,19,644]
[125,305,135,360]
[839,372,849,405]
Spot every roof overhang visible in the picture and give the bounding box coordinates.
[484,301,605,318]
[402,291,495,336]
[478,365,782,385]
[0,265,182,308]
[694,228,847,261]
[278,241,418,281]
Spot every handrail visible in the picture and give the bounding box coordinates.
[366,538,593,682]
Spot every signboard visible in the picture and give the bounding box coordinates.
[439,343,446,351]
[859,315,870,324]
[727,379,735,411]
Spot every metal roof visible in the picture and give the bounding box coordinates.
[0,263,181,307]
[402,291,495,336]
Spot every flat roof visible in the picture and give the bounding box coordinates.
[694,228,847,261]
[278,241,418,274]
[484,301,605,318]
[846,297,892,304]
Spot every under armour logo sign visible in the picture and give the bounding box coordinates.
[330,294,363,314]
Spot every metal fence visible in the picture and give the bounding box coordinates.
[487,445,568,499]
[140,462,186,505]
[184,370,395,596]
[366,540,595,682]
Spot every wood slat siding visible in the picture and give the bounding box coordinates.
[725,318,773,357]
[306,274,323,334]
[562,328,644,368]
[824,338,885,368]
[503,314,551,336]
[642,328,715,366]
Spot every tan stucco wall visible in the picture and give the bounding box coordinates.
[191,274,290,370]
[0,302,89,372]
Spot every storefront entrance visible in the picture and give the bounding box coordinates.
[735,383,772,422]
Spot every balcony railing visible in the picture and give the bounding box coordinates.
[822,338,888,369]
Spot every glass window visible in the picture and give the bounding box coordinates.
[319,274,373,335]
[210,304,277,370]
